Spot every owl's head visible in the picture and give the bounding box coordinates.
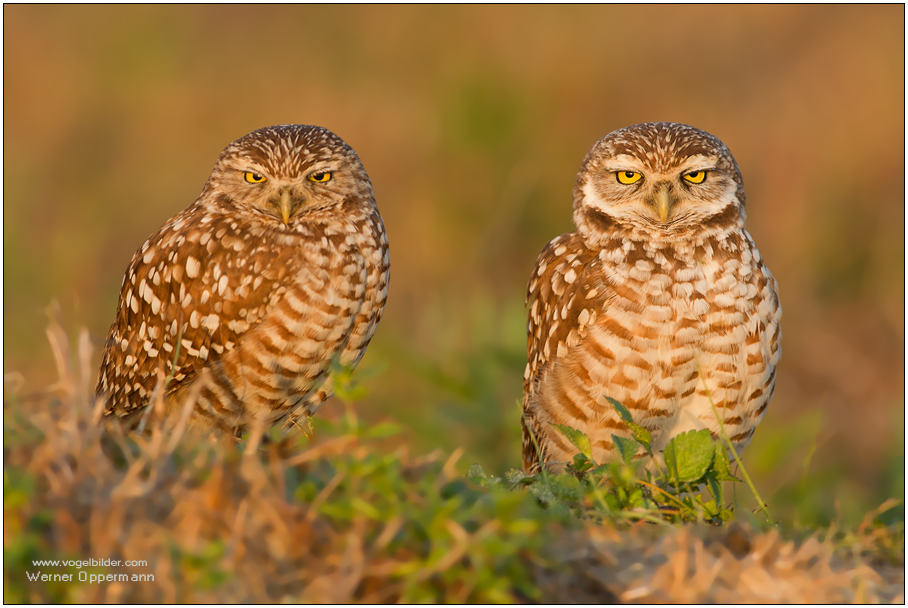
[206,124,374,225]
[572,122,745,241]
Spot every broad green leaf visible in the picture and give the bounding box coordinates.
[606,397,652,449]
[549,423,593,461]
[612,435,639,465]
[663,429,714,483]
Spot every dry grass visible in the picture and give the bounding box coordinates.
[4,318,903,603]
[542,518,904,603]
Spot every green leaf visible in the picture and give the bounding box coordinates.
[612,435,639,465]
[607,397,633,423]
[602,492,620,511]
[606,398,652,449]
[466,463,500,489]
[504,468,535,487]
[712,441,742,482]
[551,474,584,502]
[626,486,644,507]
[663,429,714,483]
[706,473,723,515]
[528,478,557,505]
[549,423,593,461]
[589,464,611,477]
[466,463,486,483]
[570,452,594,474]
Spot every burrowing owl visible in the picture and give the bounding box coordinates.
[96,125,389,435]
[523,122,781,472]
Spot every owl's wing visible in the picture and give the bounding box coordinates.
[523,231,605,393]
[331,208,390,370]
[522,230,604,470]
[96,205,297,419]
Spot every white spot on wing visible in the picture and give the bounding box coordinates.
[186,256,200,279]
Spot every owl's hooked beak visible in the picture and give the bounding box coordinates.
[651,183,676,224]
[276,189,306,224]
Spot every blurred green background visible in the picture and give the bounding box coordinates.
[4,5,903,526]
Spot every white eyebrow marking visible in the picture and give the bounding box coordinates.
[603,156,648,173]
[675,154,719,173]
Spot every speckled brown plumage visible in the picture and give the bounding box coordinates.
[523,122,781,472]
[96,125,389,435]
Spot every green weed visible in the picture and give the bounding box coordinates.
[470,397,751,526]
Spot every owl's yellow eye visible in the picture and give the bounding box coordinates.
[683,170,706,184]
[616,171,643,185]
[308,171,332,183]
[244,172,267,183]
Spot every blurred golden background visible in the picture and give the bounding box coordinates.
[4,5,903,525]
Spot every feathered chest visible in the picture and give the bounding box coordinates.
[525,229,780,390]
[593,234,760,346]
